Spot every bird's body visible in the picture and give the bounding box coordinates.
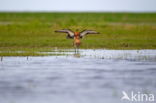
[55,29,99,52]
[74,32,81,48]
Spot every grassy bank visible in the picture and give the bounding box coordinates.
[0,12,156,55]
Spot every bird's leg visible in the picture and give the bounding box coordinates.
[74,45,78,53]
[75,47,76,54]
[74,44,77,53]
[77,46,79,53]
[75,44,80,53]
[73,41,76,53]
[73,41,78,53]
[75,46,78,53]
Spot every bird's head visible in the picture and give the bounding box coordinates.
[74,29,80,36]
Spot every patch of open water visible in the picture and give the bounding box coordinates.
[0,49,156,103]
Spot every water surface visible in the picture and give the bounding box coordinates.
[0,49,156,103]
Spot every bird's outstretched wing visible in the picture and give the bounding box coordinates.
[55,29,75,39]
[80,30,99,38]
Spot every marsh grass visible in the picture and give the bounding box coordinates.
[0,12,156,55]
[0,52,45,56]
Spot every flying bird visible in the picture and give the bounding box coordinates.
[55,29,99,51]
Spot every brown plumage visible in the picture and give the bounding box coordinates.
[74,32,81,48]
[55,29,99,50]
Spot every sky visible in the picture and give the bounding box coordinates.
[0,0,156,12]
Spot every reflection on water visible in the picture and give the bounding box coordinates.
[0,49,156,103]
[73,53,81,58]
[41,49,156,61]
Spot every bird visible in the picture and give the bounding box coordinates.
[55,29,99,52]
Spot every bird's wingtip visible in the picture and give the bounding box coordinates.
[54,30,59,32]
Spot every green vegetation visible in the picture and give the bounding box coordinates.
[0,12,156,55]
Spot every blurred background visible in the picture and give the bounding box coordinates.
[0,0,156,12]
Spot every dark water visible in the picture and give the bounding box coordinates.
[0,50,156,103]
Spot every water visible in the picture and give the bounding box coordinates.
[0,49,156,103]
